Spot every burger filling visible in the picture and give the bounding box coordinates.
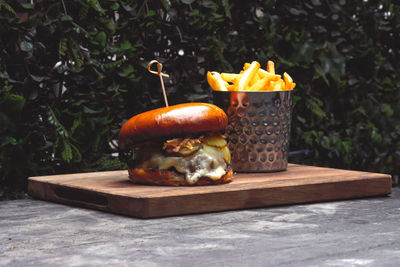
[133,134,231,184]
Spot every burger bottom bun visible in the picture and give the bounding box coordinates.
[128,167,233,186]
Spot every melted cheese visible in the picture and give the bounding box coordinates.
[137,144,229,185]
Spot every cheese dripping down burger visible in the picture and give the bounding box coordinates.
[118,103,233,186]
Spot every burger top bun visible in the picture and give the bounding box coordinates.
[119,103,228,150]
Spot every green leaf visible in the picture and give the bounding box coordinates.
[30,74,46,82]
[0,1,16,15]
[321,136,330,149]
[83,106,104,114]
[110,2,120,10]
[20,41,33,52]
[103,59,124,70]
[3,94,25,114]
[106,21,116,34]
[341,140,351,153]
[20,3,35,9]
[290,41,315,64]
[314,64,329,85]
[107,82,120,92]
[95,31,107,46]
[90,0,105,14]
[305,96,326,119]
[318,53,331,74]
[381,104,394,117]
[1,137,17,147]
[59,38,68,58]
[221,0,232,19]
[52,137,60,156]
[181,0,196,4]
[79,2,89,19]
[372,131,382,143]
[159,0,170,10]
[311,0,322,6]
[145,10,156,17]
[71,116,81,134]
[119,64,134,77]
[47,107,69,138]
[120,40,132,50]
[62,140,73,163]
[60,15,73,21]
[70,143,82,162]
[0,112,15,133]
[136,0,148,17]
[289,8,307,16]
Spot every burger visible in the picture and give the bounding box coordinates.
[118,103,233,186]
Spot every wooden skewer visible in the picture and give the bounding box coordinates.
[147,60,169,107]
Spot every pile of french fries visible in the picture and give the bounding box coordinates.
[207,60,296,91]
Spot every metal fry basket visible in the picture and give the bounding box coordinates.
[213,90,293,172]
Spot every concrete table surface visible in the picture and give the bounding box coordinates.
[1,188,400,267]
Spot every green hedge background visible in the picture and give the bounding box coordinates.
[1,0,399,199]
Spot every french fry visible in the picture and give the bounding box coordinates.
[226,84,236,91]
[221,73,242,91]
[207,71,228,91]
[246,61,280,82]
[256,72,264,80]
[267,60,275,74]
[283,72,292,84]
[249,72,261,86]
[283,72,296,90]
[207,60,295,92]
[248,77,270,91]
[270,79,285,91]
[258,68,281,81]
[220,73,242,84]
[238,61,260,91]
[283,72,291,90]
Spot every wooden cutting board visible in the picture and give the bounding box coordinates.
[28,164,392,219]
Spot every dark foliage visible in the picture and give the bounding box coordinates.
[1,0,399,199]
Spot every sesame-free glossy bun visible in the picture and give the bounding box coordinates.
[119,103,228,150]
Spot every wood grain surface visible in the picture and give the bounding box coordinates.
[27,164,392,218]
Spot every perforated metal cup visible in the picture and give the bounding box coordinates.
[213,91,293,172]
